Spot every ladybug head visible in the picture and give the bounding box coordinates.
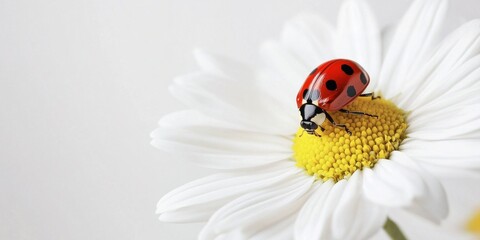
[299,103,326,135]
[300,120,318,134]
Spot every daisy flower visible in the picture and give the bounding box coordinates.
[152,0,480,239]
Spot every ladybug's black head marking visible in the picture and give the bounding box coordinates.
[300,120,318,133]
[299,103,319,121]
[300,121,318,135]
[299,103,325,136]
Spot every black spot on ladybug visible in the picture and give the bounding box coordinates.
[302,89,309,100]
[360,73,367,85]
[341,64,354,75]
[326,80,337,91]
[347,86,356,97]
[311,89,320,100]
[309,67,317,75]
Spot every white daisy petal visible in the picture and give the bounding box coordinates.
[155,125,290,154]
[380,24,396,59]
[157,162,302,222]
[407,103,480,140]
[355,205,387,240]
[364,152,448,223]
[294,180,342,240]
[398,20,480,110]
[436,174,480,235]
[395,153,449,222]
[389,209,473,240]
[156,109,247,133]
[408,90,480,127]
[369,230,391,240]
[257,42,312,121]
[158,205,216,223]
[417,84,480,118]
[379,0,448,98]
[260,40,309,99]
[281,14,335,68]
[331,172,363,239]
[363,157,426,207]
[407,86,480,140]
[194,49,300,127]
[249,213,296,240]
[407,54,480,119]
[153,139,290,169]
[193,49,254,81]
[169,72,296,135]
[417,164,480,181]
[212,232,243,240]
[151,111,292,169]
[199,173,313,239]
[332,171,387,240]
[401,139,480,170]
[440,57,480,94]
[336,0,381,84]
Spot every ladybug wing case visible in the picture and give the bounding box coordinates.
[297,59,370,111]
[296,60,338,108]
[319,60,370,111]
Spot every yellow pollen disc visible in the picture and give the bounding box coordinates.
[467,209,480,234]
[293,97,407,182]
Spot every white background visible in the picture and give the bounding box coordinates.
[1,0,479,239]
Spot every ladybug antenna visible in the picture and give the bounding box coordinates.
[299,129,306,137]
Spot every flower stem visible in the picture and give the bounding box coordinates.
[383,218,407,240]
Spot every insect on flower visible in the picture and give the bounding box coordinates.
[296,59,378,137]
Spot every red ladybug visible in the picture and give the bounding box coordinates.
[296,59,377,136]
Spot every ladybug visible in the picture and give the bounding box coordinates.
[296,59,378,136]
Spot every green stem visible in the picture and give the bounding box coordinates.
[383,218,407,240]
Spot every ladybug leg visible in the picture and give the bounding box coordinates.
[313,126,325,137]
[307,126,324,137]
[339,109,378,118]
[324,112,352,135]
[360,92,381,100]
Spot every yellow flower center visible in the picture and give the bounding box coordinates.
[467,209,480,234]
[293,97,407,181]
